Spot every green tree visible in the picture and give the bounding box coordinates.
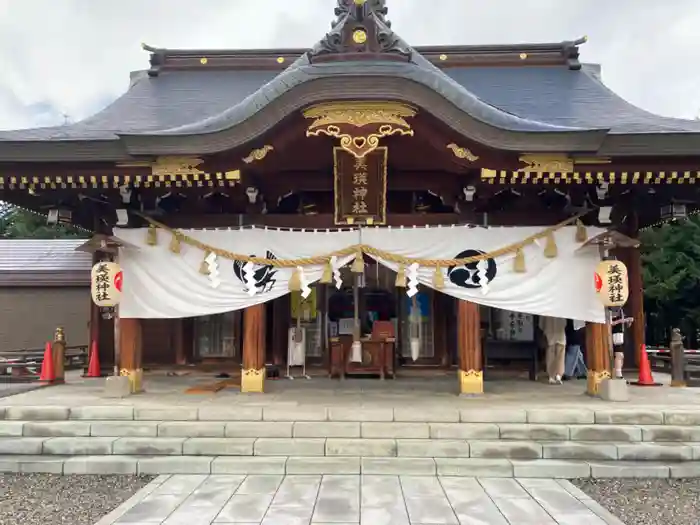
[0,204,87,239]
[641,216,700,346]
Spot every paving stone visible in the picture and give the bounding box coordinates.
[211,456,287,474]
[589,461,670,478]
[90,421,159,437]
[23,421,91,437]
[404,495,458,524]
[293,421,359,438]
[254,438,325,456]
[5,406,69,421]
[117,492,190,523]
[328,407,393,421]
[512,459,591,478]
[214,493,273,523]
[492,496,557,524]
[113,437,184,455]
[664,410,700,426]
[225,421,293,438]
[312,475,360,523]
[526,408,594,424]
[137,456,213,474]
[435,458,513,477]
[198,406,263,421]
[479,477,530,498]
[326,438,396,456]
[263,406,327,421]
[134,407,198,421]
[460,408,527,423]
[183,437,254,456]
[286,456,360,474]
[498,424,569,440]
[0,407,5,419]
[578,497,628,525]
[235,474,284,494]
[595,409,664,425]
[18,456,65,474]
[0,455,19,472]
[69,406,134,420]
[616,443,694,461]
[694,444,700,460]
[362,422,429,438]
[394,407,459,422]
[669,461,700,478]
[396,438,470,458]
[542,441,618,461]
[63,455,138,474]
[430,423,499,439]
[569,424,642,442]
[0,421,24,436]
[641,425,700,442]
[361,457,436,475]
[158,421,225,438]
[0,437,46,454]
[470,440,542,460]
[42,437,116,455]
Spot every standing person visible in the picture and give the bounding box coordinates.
[539,316,567,384]
[564,319,587,380]
[611,307,634,380]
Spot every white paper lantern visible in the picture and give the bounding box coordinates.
[91,262,123,307]
[594,260,629,307]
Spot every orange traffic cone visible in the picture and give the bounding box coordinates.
[38,341,55,383]
[631,344,662,387]
[84,341,101,378]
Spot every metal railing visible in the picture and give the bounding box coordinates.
[0,345,88,381]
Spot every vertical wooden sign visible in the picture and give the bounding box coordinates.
[334,147,387,225]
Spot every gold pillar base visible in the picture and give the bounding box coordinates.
[670,380,687,388]
[241,368,265,393]
[119,368,143,394]
[458,369,483,395]
[586,370,611,396]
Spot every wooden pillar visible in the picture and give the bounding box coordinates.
[119,317,143,393]
[627,246,645,367]
[271,295,290,366]
[585,322,611,395]
[457,299,483,394]
[174,319,186,366]
[242,303,266,393]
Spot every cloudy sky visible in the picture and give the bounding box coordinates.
[0,0,699,131]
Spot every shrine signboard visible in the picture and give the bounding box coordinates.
[594,260,629,307]
[91,261,123,307]
[333,147,387,225]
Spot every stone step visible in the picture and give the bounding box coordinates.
[3,405,700,425]
[3,419,700,442]
[1,436,699,461]
[0,454,698,478]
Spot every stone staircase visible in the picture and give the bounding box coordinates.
[1,405,699,477]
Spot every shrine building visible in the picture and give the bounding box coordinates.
[2,0,700,395]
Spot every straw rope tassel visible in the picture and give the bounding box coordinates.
[288,268,302,292]
[169,234,181,254]
[199,252,210,275]
[351,248,364,273]
[575,220,588,243]
[433,266,445,289]
[513,248,526,273]
[395,264,407,288]
[320,260,333,284]
[544,232,558,258]
[146,225,158,246]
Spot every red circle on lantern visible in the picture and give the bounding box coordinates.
[594,272,602,292]
[114,271,123,292]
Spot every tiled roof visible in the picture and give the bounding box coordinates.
[0,239,91,286]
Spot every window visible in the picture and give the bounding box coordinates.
[194,311,241,359]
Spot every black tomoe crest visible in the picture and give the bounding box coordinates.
[447,249,497,289]
[233,250,278,293]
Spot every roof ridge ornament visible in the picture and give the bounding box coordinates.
[309,0,411,63]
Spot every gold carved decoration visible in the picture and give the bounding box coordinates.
[242,145,274,164]
[458,369,484,395]
[519,154,574,173]
[352,30,367,44]
[119,368,143,394]
[241,368,265,393]
[303,101,416,158]
[152,156,206,177]
[447,143,479,162]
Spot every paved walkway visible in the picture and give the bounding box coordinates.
[96,474,625,525]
